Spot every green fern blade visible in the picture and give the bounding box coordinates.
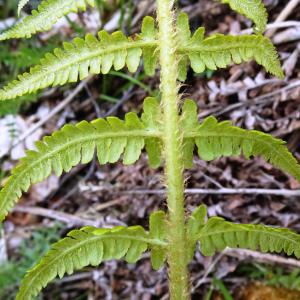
[220,0,268,32]
[198,217,300,258]
[187,205,207,260]
[149,211,167,270]
[180,99,200,168]
[184,34,284,79]
[17,225,166,300]
[185,109,300,182]
[0,0,95,41]
[141,97,163,168]
[0,32,155,101]
[0,109,162,221]
[17,0,30,15]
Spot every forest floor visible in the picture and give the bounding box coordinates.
[0,0,300,299]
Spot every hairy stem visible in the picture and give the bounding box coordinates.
[156,0,190,299]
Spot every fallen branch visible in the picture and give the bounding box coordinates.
[200,80,300,118]
[241,20,300,35]
[225,248,300,268]
[12,206,100,227]
[80,184,300,197]
[265,0,300,37]
[11,76,93,149]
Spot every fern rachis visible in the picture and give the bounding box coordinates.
[0,1,299,300]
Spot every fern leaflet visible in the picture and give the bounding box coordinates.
[187,204,207,260]
[149,211,167,270]
[17,225,167,300]
[194,210,300,258]
[220,0,268,33]
[0,0,95,41]
[181,100,300,182]
[17,0,30,15]
[0,17,157,101]
[0,98,162,221]
[177,13,283,80]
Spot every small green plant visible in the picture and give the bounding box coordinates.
[0,1,299,299]
[0,223,62,300]
[238,263,300,291]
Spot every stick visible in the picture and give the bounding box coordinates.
[192,251,226,291]
[225,248,300,268]
[12,206,100,227]
[241,20,300,35]
[192,248,300,289]
[199,80,300,118]
[11,77,92,149]
[80,185,300,197]
[266,0,300,37]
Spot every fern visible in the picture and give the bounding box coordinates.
[1,98,300,225]
[0,1,298,299]
[0,17,157,101]
[182,100,300,182]
[0,98,162,221]
[190,205,300,258]
[177,13,283,80]
[187,205,207,261]
[220,0,268,33]
[0,0,95,41]
[17,225,167,300]
[0,13,283,101]
[149,211,167,270]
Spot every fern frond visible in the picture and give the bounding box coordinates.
[141,97,162,168]
[177,13,283,80]
[197,215,300,258]
[17,0,30,15]
[187,204,207,260]
[182,100,300,182]
[187,32,283,79]
[180,98,199,168]
[0,0,95,41]
[17,225,167,300]
[0,98,162,221]
[149,211,167,270]
[220,0,268,33]
[0,13,282,101]
[140,16,159,76]
[0,16,158,101]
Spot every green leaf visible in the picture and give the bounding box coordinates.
[16,225,165,300]
[180,99,199,168]
[220,0,268,33]
[174,13,283,79]
[185,32,284,79]
[0,0,95,41]
[141,97,163,168]
[213,278,234,300]
[140,16,158,76]
[183,107,300,182]
[149,211,167,270]
[0,13,283,101]
[0,101,162,221]
[177,12,191,81]
[0,29,150,101]
[187,204,207,260]
[198,216,300,258]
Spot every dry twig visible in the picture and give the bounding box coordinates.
[266,0,300,37]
